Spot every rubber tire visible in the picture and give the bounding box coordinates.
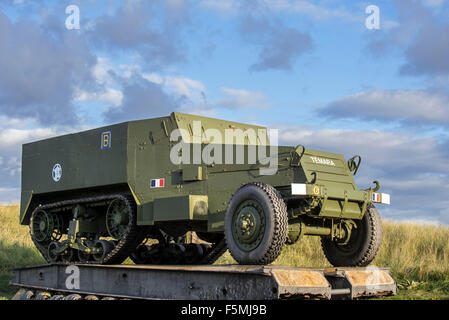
[19,290,34,300]
[78,240,94,263]
[184,244,204,264]
[47,241,62,263]
[321,204,383,267]
[93,240,114,263]
[61,248,77,263]
[129,244,150,264]
[224,183,288,265]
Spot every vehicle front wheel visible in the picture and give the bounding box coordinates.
[321,205,383,267]
[224,183,288,265]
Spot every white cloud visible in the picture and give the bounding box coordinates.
[115,63,208,109]
[141,72,165,84]
[217,87,271,109]
[0,128,59,147]
[0,187,19,192]
[201,0,359,22]
[72,57,124,108]
[93,57,116,85]
[278,125,449,224]
[75,88,124,107]
[422,0,446,7]
[200,0,238,13]
[110,62,271,112]
[165,76,206,98]
[145,74,208,109]
[0,126,72,203]
[0,116,37,129]
[382,19,400,31]
[323,89,449,125]
[77,59,211,116]
[280,126,449,173]
[265,0,358,21]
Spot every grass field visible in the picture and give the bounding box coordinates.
[1,204,448,300]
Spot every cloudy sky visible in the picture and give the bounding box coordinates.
[0,0,448,224]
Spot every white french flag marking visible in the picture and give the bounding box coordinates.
[372,192,391,205]
[291,183,307,195]
[381,193,391,205]
[150,178,165,188]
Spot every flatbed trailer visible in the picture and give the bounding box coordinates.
[10,264,397,300]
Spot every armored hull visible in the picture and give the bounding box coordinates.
[20,112,390,266]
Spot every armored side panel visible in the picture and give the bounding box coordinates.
[296,148,366,219]
[20,123,129,224]
[125,113,291,231]
[172,112,269,146]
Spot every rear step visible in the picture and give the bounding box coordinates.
[10,264,397,300]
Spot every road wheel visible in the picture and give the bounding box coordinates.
[61,247,76,263]
[321,205,383,267]
[92,240,114,263]
[224,183,288,265]
[47,241,62,263]
[78,240,94,263]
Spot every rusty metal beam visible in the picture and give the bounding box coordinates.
[324,267,397,299]
[10,264,396,300]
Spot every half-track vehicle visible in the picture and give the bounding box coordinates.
[20,112,390,266]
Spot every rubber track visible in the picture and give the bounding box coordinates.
[321,204,383,267]
[130,235,227,265]
[226,182,288,265]
[29,194,146,265]
[199,237,227,265]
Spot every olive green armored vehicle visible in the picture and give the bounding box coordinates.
[20,112,390,266]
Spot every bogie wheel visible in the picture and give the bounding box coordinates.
[200,244,210,251]
[47,242,62,263]
[224,183,288,265]
[30,209,54,243]
[321,205,383,267]
[19,291,34,300]
[106,198,131,239]
[129,244,150,264]
[164,244,186,265]
[146,245,164,264]
[61,247,76,263]
[78,240,94,263]
[184,244,204,264]
[92,240,114,263]
[51,213,64,241]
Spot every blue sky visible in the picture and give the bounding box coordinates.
[0,0,449,224]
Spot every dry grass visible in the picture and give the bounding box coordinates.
[0,204,448,299]
[0,205,45,273]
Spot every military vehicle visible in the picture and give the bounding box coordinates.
[20,112,390,266]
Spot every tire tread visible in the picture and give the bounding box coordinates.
[225,182,288,265]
